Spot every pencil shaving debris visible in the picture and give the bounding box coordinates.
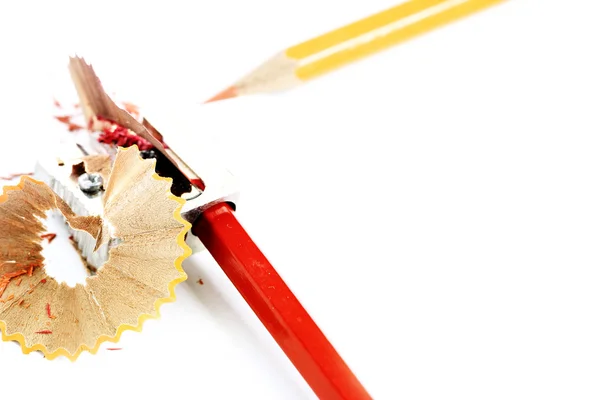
[1,147,191,360]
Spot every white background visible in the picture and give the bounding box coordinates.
[1,0,600,398]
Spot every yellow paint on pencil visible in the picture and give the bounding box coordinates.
[290,0,506,81]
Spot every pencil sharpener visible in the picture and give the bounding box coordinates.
[35,115,240,267]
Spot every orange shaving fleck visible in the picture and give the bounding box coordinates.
[15,278,22,286]
[0,269,28,298]
[4,270,27,279]
[24,304,31,309]
[18,299,24,306]
[6,294,14,301]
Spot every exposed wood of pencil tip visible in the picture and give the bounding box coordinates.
[206,86,238,103]
[67,56,173,162]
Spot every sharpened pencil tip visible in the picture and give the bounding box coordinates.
[206,86,238,103]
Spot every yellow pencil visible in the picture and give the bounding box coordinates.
[208,0,506,102]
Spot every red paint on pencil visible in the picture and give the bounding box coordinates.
[190,178,206,191]
[35,330,53,334]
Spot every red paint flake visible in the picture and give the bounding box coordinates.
[27,266,34,277]
[98,125,153,150]
[41,279,47,284]
[41,233,57,243]
[53,98,62,108]
[68,123,84,132]
[45,303,57,319]
[18,299,24,306]
[198,278,204,285]
[55,115,72,124]
[35,330,53,334]
[107,348,122,351]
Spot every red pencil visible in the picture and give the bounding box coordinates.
[194,204,371,399]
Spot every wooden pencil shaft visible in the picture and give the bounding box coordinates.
[193,203,372,399]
